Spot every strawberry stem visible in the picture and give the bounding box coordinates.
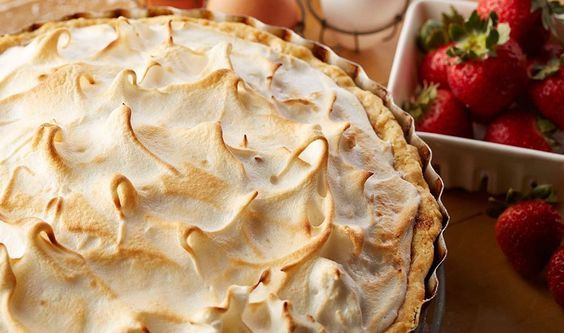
[530,55,564,80]
[446,11,510,62]
[530,184,558,203]
[536,116,559,150]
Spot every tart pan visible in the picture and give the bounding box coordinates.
[12,6,450,331]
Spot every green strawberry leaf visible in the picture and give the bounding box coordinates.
[529,184,558,203]
[485,29,500,50]
[418,20,448,52]
[447,11,511,62]
[505,188,524,204]
[448,24,466,42]
[442,6,465,27]
[530,55,563,80]
[536,116,560,150]
[537,116,557,134]
[404,83,438,122]
[466,11,483,30]
[487,183,559,217]
[537,116,560,150]
[443,6,467,43]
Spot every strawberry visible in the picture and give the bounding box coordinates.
[540,41,563,61]
[446,12,527,121]
[493,190,562,277]
[477,0,548,54]
[547,246,564,307]
[420,44,453,88]
[519,19,550,56]
[405,84,472,138]
[485,109,556,152]
[529,56,564,130]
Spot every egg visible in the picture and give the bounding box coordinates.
[146,0,204,9]
[207,0,301,28]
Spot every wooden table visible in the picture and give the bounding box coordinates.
[1,1,563,331]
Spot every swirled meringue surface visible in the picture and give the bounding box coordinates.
[0,17,423,332]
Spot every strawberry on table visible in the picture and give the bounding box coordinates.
[420,44,453,88]
[529,55,564,130]
[490,185,563,278]
[548,246,564,307]
[405,84,472,138]
[485,109,556,152]
[446,12,527,121]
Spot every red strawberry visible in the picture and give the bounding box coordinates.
[519,19,550,56]
[540,41,563,61]
[495,199,562,277]
[420,44,453,88]
[529,56,564,130]
[477,0,548,54]
[485,109,555,152]
[446,12,527,121]
[405,84,472,138]
[548,246,564,307]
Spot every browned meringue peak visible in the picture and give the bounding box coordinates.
[0,17,425,332]
[278,257,364,331]
[0,220,326,332]
[0,28,73,99]
[181,140,333,294]
[0,221,147,333]
[93,18,148,62]
[192,285,326,332]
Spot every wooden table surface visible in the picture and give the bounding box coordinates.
[1,0,563,331]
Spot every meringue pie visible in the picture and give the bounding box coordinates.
[0,15,442,332]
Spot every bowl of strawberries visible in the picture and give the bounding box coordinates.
[389,0,564,194]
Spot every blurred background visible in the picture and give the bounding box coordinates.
[0,0,403,83]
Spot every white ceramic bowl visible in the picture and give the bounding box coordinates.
[389,0,564,195]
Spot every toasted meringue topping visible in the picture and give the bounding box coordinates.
[0,17,421,332]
